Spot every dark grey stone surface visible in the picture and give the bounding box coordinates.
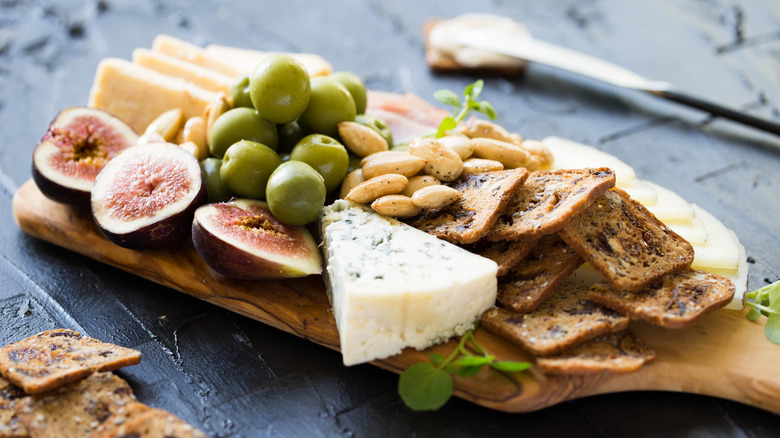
[2,0,780,436]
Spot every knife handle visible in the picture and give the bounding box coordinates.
[650,88,780,137]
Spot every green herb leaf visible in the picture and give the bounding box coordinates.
[465,79,484,100]
[454,356,494,367]
[746,307,762,321]
[456,364,484,378]
[398,363,453,411]
[765,315,780,346]
[434,89,460,107]
[477,101,497,120]
[489,361,533,372]
[430,353,445,365]
[436,116,457,138]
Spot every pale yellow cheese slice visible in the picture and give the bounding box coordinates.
[152,34,244,78]
[132,48,234,94]
[203,44,333,78]
[543,136,637,185]
[88,58,218,133]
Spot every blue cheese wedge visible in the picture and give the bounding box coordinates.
[320,200,498,366]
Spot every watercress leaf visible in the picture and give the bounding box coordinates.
[430,352,446,365]
[490,361,533,372]
[454,356,494,367]
[765,315,780,346]
[456,364,484,378]
[445,363,457,375]
[398,363,454,411]
[746,306,762,321]
[766,281,780,311]
[436,116,458,138]
[477,101,497,120]
[468,79,484,99]
[434,89,460,107]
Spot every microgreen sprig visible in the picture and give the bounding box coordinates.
[745,280,780,345]
[397,324,531,411]
[433,79,497,138]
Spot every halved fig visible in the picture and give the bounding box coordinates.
[91,142,206,249]
[192,199,322,279]
[32,107,138,205]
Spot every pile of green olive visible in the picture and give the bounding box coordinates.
[198,54,383,226]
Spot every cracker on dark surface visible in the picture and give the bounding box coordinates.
[462,236,539,276]
[15,372,136,438]
[0,377,27,438]
[588,269,735,329]
[559,188,694,292]
[407,168,529,244]
[481,282,629,356]
[0,329,141,395]
[489,168,616,241]
[496,234,584,312]
[536,331,656,375]
[88,401,207,438]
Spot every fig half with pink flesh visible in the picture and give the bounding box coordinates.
[32,107,138,205]
[192,199,322,279]
[91,142,206,249]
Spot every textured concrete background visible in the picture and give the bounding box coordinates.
[2,0,780,436]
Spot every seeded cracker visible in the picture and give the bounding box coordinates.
[462,236,539,276]
[536,331,656,375]
[489,168,616,241]
[481,283,629,356]
[559,188,694,292]
[0,329,142,395]
[407,168,529,244]
[15,372,136,438]
[0,377,27,438]
[589,269,735,329]
[497,234,584,312]
[89,401,207,438]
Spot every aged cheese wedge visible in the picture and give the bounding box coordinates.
[88,58,218,133]
[320,200,498,366]
[204,44,333,77]
[640,180,695,221]
[663,216,709,244]
[132,48,234,94]
[689,204,741,271]
[152,34,244,77]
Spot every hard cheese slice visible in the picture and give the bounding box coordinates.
[320,200,498,366]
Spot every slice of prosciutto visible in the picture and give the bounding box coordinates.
[366,90,450,142]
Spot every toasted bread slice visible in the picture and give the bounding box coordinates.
[536,331,656,375]
[0,377,27,438]
[15,372,135,438]
[407,168,529,244]
[0,329,141,395]
[559,188,694,292]
[589,269,735,329]
[490,168,616,241]
[481,282,629,356]
[462,236,539,276]
[497,234,584,312]
[88,401,206,438]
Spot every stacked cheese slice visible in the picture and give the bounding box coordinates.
[543,137,748,309]
[87,35,332,134]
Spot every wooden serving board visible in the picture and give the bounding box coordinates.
[12,178,780,413]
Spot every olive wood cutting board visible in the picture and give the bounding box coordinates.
[12,178,780,414]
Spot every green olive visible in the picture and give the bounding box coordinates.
[297,77,356,138]
[210,107,278,158]
[230,73,254,108]
[200,157,233,202]
[290,134,349,193]
[277,121,306,155]
[220,140,282,199]
[329,71,367,115]
[355,114,393,146]
[249,54,311,124]
[265,160,326,226]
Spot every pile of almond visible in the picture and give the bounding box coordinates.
[338,118,554,218]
